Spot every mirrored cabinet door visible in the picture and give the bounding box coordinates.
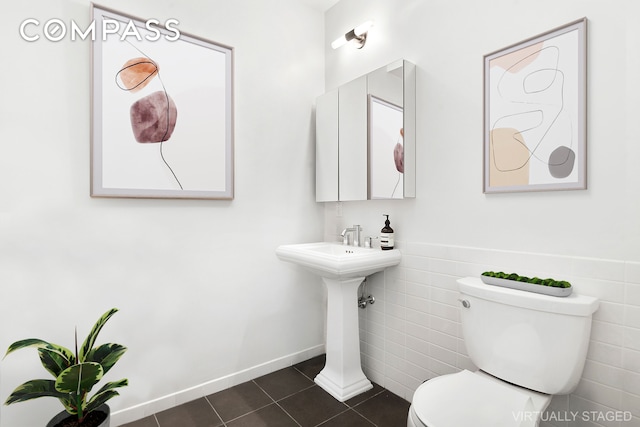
[338,75,368,201]
[315,60,416,202]
[403,61,416,198]
[316,89,339,202]
[368,62,404,199]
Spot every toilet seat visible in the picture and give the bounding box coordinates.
[410,370,551,427]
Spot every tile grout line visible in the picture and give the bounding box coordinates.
[294,360,390,427]
[256,364,374,427]
[292,361,394,426]
[292,362,388,409]
[273,400,303,427]
[204,395,229,427]
[217,403,279,426]
[350,389,402,427]
[352,408,379,427]
[346,388,386,410]
[207,381,288,426]
[310,387,388,427]
[252,379,303,427]
[311,408,356,427]
[139,357,404,427]
[293,364,316,382]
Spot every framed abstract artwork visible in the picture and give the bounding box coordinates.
[483,18,587,193]
[91,4,234,199]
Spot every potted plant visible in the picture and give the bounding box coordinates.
[3,308,128,427]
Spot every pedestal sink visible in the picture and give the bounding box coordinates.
[276,242,401,401]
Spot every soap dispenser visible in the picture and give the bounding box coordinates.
[380,214,394,250]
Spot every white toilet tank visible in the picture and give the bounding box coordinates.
[458,277,599,395]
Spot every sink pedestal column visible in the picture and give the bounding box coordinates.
[315,276,372,402]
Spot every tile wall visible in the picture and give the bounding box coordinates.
[359,242,640,427]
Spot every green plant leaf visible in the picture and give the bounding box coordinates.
[79,308,119,363]
[5,380,68,405]
[85,379,128,413]
[58,395,78,415]
[91,378,128,397]
[5,339,74,364]
[4,338,48,358]
[38,347,73,378]
[4,309,128,420]
[86,390,119,414]
[55,363,103,394]
[85,343,127,375]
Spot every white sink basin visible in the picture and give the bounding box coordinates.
[276,241,402,401]
[276,242,401,280]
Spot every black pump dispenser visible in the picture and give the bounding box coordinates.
[380,214,394,250]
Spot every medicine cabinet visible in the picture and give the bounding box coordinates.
[316,60,416,201]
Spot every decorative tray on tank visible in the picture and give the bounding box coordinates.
[480,272,573,297]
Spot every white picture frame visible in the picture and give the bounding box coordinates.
[483,18,587,193]
[91,4,234,199]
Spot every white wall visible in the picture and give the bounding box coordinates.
[359,246,640,427]
[324,0,640,425]
[0,1,326,425]
[325,0,640,261]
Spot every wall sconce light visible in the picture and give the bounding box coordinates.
[331,21,373,50]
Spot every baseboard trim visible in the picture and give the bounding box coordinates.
[111,344,325,426]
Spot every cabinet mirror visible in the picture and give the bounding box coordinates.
[316,60,416,201]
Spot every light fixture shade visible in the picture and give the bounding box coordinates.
[353,21,373,37]
[331,36,348,50]
[331,20,373,50]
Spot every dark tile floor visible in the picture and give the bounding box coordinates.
[121,355,410,427]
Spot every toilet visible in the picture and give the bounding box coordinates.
[408,276,599,427]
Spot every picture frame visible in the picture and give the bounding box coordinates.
[483,18,587,194]
[91,4,234,199]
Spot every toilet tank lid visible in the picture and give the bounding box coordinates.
[458,277,599,316]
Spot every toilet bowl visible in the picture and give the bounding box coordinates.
[407,277,599,427]
[407,370,550,427]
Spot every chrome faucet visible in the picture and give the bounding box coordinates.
[340,224,362,246]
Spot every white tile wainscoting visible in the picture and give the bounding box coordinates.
[358,242,640,427]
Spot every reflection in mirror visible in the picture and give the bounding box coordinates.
[369,96,403,199]
[315,60,415,201]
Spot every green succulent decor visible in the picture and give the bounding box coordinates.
[3,308,128,426]
[481,271,572,288]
